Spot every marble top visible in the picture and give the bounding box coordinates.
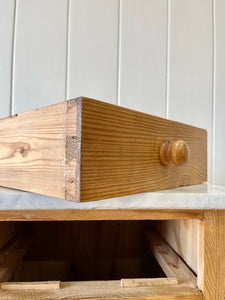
[0,183,225,210]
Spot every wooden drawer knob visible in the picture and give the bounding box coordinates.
[160,140,190,166]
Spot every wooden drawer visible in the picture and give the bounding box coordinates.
[0,97,207,202]
[0,219,202,300]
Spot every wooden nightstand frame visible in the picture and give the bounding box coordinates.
[0,209,222,300]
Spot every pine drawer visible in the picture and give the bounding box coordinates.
[0,97,207,202]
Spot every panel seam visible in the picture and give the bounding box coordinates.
[10,0,18,116]
[65,0,71,100]
[116,0,122,106]
[165,0,171,119]
[212,0,216,184]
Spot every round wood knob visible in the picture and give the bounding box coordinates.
[160,140,190,166]
[171,140,190,166]
[159,140,172,166]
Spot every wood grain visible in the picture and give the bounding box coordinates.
[0,222,23,249]
[0,280,202,300]
[160,140,190,166]
[198,210,225,300]
[0,209,204,221]
[1,281,60,290]
[121,278,178,287]
[0,97,206,202]
[197,219,204,291]
[0,230,34,282]
[154,220,200,273]
[0,99,80,201]
[12,220,152,281]
[80,98,207,201]
[146,229,197,288]
[171,140,190,166]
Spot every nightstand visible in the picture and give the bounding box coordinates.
[0,183,223,300]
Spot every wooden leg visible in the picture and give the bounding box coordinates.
[198,210,225,300]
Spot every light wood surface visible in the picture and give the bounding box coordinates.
[0,97,207,202]
[0,99,79,201]
[0,209,204,221]
[0,280,202,300]
[146,229,197,288]
[198,210,225,300]
[197,219,204,291]
[0,230,33,282]
[80,98,207,201]
[120,278,178,287]
[1,281,60,290]
[154,220,200,273]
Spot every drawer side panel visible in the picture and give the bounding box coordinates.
[0,99,80,201]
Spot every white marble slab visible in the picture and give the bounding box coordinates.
[0,183,225,210]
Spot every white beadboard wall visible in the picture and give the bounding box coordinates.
[0,0,224,185]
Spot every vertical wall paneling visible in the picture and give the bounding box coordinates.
[65,0,71,100]
[165,0,171,118]
[13,0,68,114]
[168,0,213,181]
[119,0,167,117]
[0,0,15,117]
[68,0,119,104]
[212,0,216,184]
[214,0,225,185]
[116,0,122,106]
[1,0,224,184]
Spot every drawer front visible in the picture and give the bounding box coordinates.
[80,98,207,201]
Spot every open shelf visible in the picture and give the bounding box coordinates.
[0,220,202,300]
[12,221,165,281]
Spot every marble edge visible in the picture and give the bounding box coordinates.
[0,183,225,210]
